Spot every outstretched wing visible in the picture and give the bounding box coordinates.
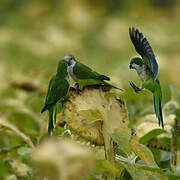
[129,27,158,80]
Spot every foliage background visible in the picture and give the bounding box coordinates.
[0,0,180,179]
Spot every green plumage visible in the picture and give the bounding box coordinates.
[73,61,110,81]
[74,62,122,90]
[142,79,163,127]
[41,60,69,135]
[129,27,164,128]
[64,54,122,90]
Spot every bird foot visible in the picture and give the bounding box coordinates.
[70,87,76,91]
[73,83,81,94]
[74,82,79,89]
[130,81,141,93]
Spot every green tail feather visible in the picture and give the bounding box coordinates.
[78,79,123,91]
[153,89,164,128]
[48,105,57,135]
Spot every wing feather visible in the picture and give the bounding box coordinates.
[129,27,158,80]
[45,76,69,105]
[74,62,110,81]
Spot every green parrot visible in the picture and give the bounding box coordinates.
[63,54,122,90]
[129,27,164,128]
[41,60,70,135]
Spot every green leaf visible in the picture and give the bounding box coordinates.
[110,126,131,156]
[118,161,147,180]
[94,160,119,174]
[137,165,164,175]
[139,129,167,144]
[151,148,161,165]
[138,165,180,180]
[130,135,158,168]
[118,161,163,180]
[148,137,171,151]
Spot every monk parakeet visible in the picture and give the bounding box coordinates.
[63,54,122,90]
[129,27,164,128]
[41,60,70,134]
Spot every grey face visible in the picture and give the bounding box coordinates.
[129,61,141,71]
[129,57,144,70]
[129,60,134,69]
[63,54,74,66]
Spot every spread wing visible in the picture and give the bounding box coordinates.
[129,27,158,80]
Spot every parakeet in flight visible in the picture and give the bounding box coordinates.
[129,27,164,128]
[41,60,70,134]
[63,54,122,90]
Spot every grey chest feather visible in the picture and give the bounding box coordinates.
[67,63,79,82]
[136,65,152,82]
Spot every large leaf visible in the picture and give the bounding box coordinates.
[94,160,119,174]
[118,161,165,180]
[130,135,158,167]
[139,129,167,144]
[110,126,131,156]
[138,165,180,180]
[151,148,161,165]
[148,137,171,151]
[119,161,147,180]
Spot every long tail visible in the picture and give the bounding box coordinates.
[103,81,123,91]
[48,105,57,135]
[153,83,164,128]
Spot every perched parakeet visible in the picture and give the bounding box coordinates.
[41,60,69,134]
[129,27,164,128]
[63,54,122,90]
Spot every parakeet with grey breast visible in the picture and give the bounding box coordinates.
[63,54,122,90]
[129,27,164,128]
[41,60,70,135]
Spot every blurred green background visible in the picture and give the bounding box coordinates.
[0,0,180,178]
[0,0,180,135]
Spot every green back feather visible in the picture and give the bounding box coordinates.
[42,59,69,134]
[56,59,69,78]
[73,61,109,80]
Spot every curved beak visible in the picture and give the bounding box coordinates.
[65,59,71,65]
[129,64,133,69]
